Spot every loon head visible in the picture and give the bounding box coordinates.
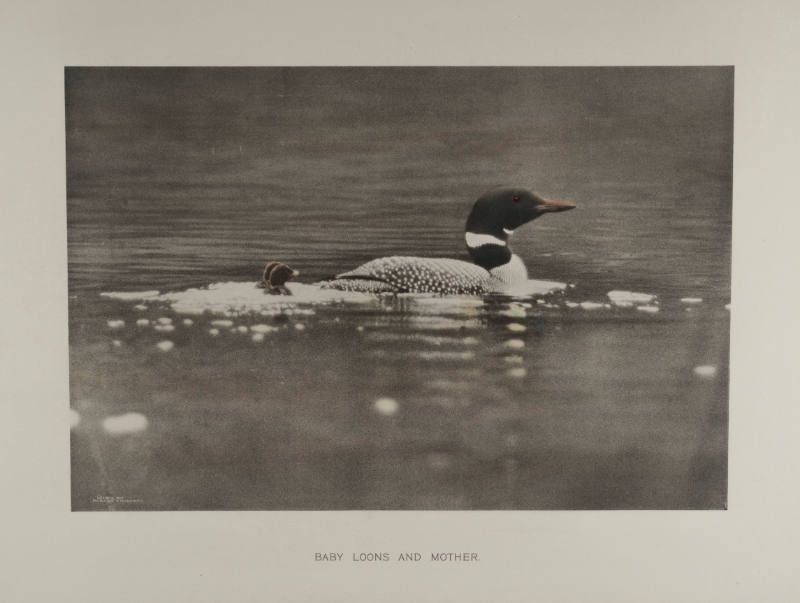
[465,187,575,270]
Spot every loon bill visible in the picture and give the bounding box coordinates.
[319,187,576,295]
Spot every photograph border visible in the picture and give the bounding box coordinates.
[3,1,799,600]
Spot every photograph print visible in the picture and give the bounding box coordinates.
[66,67,732,510]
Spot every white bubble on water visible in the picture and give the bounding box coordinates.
[250,324,277,334]
[607,290,656,305]
[694,365,717,378]
[102,412,149,435]
[373,397,399,416]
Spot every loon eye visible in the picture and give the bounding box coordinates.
[512,194,521,203]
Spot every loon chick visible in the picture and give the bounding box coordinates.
[319,187,575,295]
[259,261,299,295]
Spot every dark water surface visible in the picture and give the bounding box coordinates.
[67,68,731,509]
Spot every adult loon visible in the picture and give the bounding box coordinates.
[319,187,575,295]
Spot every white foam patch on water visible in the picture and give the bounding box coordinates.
[294,323,306,330]
[504,355,524,364]
[134,304,147,311]
[208,328,220,336]
[607,290,656,306]
[505,279,567,297]
[156,340,174,352]
[507,367,527,378]
[504,339,525,349]
[580,301,605,310]
[101,290,160,301]
[182,318,194,326]
[103,279,562,317]
[506,323,526,332]
[136,318,150,326]
[235,326,249,334]
[102,412,149,435]
[252,333,265,343]
[154,324,175,332]
[373,397,399,416]
[69,409,81,429]
[636,305,660,314]
[211,319,234,327]
[102,282,375,316]
[694,365,717,378]
[681,297,703,304]
[111,339,122,347]
[107,319,125,329]
[157,317,172,325]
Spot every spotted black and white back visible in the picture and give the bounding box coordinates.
[320,256,493,295]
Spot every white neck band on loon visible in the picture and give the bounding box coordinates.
[465,232,507,248]
[465,231,514,271]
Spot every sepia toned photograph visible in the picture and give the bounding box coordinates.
[67,66,732,511]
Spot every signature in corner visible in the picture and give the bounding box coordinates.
[91,495,144,505]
